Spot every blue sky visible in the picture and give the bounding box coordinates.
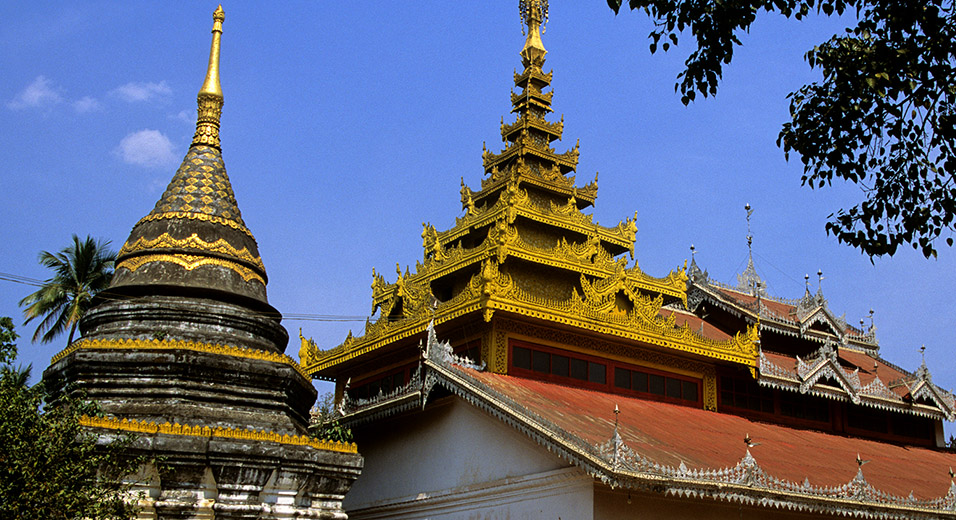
[2,3,953,436]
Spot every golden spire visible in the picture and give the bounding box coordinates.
[192,5,225,149]
[519,0,547,68]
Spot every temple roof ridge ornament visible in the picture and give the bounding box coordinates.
[916,345,932,382]
[687,244,709,284]
[758,345,955,420]
[736,204,768,298]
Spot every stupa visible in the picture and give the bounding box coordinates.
[43,7,362,518]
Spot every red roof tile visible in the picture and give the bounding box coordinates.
[714,286,871,337]
[762,350,797,374]
[715,287,796,320]
[460,368,955,500]
[840,348,910,384]
[659,308,731,342]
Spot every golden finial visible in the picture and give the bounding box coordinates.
[199,5,225,98]
[519,0,548,68]
[193,5,225,149]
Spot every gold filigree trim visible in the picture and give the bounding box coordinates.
[136,211,255,239]
[374,215,682,314]
[79,415,357,454]
[308,260,758,375]
[53,338,304,378]
[117,254,265,285]
[119,233,265,272]
[440,186,629,251]
[483,139,579,174]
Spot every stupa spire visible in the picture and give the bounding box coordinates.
[110,3,272,309]
[193,5,225,149]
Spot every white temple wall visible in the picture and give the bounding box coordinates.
[346,396,591,519]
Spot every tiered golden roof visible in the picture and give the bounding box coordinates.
[303,0,758,379]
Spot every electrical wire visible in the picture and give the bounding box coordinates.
[0,270,372,323]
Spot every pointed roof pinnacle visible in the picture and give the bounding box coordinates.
[193,5,225,149]
[738,204,767,297]
[519,0,548,68]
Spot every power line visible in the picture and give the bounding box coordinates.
[0,272,45,288]
[0,270,372,323]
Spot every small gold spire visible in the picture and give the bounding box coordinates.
[519,0,547,68]
[193,5,225,149]
[199,5,225,97]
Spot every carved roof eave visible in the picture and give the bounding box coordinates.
[340,389,423,428]
[307,269,757,376]
[511,89,554,108]
[758,354,952,421]
[372,358,956,519]
[394,218,655,310]
[514,67,552,86]
[393,247,684,306]
[479,293,754,364]
[501,116,564,142]
[689,281,878,352]
[472,173,597,208]
[478,173,598,208]
[410,225,680,306]
[440,197,623,252]
[483,142,578,173]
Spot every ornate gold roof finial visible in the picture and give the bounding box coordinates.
[193,5,225,149]
[519,0,548,68]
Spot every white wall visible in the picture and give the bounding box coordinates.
[346,396,593,520]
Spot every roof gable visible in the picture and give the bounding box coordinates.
[796,345,862,403]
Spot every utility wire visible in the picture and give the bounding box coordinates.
[0,270,372,323]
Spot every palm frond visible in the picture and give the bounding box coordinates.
[19,234,117,346]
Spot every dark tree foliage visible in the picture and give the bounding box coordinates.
[0,318,140,520]
[609,0,956,258]
[0,317,16,365]
[309,391,353,444]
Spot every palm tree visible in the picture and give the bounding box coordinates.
[19,235,116,346]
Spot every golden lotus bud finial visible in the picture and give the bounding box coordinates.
[193,5,225,149]
[519,0,548,68]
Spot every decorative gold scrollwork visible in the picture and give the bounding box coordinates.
[136,211,254,239]
[119,233,264,271]
[80,415,357,454]
[116,253,265,285]
[53,337,306,377]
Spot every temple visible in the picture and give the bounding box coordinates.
[36,3,956,519]
[302,1,956,518]
[43,7,361,518]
